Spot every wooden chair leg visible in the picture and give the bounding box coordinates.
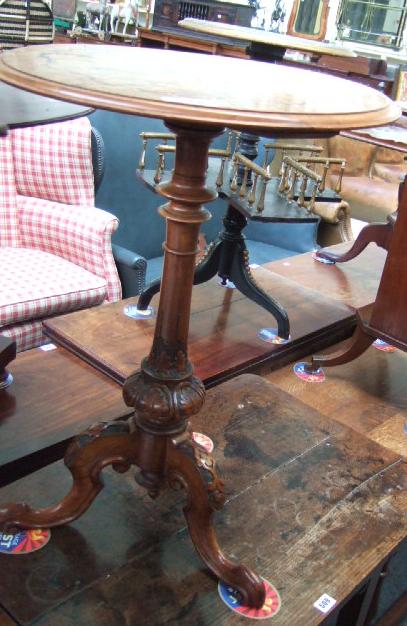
[316,222,393,264]
[305,325,375,372]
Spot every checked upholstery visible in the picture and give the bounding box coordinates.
[0,117,122,351]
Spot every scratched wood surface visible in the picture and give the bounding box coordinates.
[0,609,16,626]
[43,267,365,386]
[0,347,131,486]
[264,243,387,310]
[262,339,407,457]
[0,45,399,134]
[0,374,406,626]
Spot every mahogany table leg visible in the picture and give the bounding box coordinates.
[167,432,265,608]
[315,221,394,264]
[0,420,137,528]
[0,122,265,609]
[304,322,375,373]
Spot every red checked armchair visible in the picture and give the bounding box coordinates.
[0,116,122,352]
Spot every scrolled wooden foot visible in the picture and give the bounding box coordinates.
[167,433,266,609]
[0,420,138,531]
[304,323,374,373]
[316,221,393,264]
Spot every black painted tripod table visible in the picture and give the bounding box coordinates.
[0,45,399,608]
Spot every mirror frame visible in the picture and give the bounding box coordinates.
[286,0,330,41]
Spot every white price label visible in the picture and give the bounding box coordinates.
[313,593,336,614]
[39,343,57,351]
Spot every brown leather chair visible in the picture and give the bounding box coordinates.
[325,135,405,223]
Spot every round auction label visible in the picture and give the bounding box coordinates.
[192,432,214,454]
[257,328,291,345]
[0,528,51,555]
[373,339,396,353]
[218,578,281,619]
[293,362,325,383]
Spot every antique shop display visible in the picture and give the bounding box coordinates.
[0,44,399,608]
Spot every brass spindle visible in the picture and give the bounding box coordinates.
[216,157,226,189]
[278,161,288,194]
[230,158,239,192]
[139,135,148,170]
[307,183,318,213]
[287,170,298,200]
[257,177,268,213]
[335,161,346,193]
[154,150,165,183]
[262,147,270,170]
[248,174,258,206]
[239,166,249,198]
[298,174,308,206]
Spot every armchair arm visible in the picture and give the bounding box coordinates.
[314,200,353,247]
[112,243,147,298]
[17,195,122,302]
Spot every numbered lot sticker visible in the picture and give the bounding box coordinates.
[218,578,281,619]
[0,529,51,555]
[313,593,336,614]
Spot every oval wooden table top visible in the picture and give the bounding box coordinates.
[0,45,400,136]
[0,81,92,128]
[179,19,357,59]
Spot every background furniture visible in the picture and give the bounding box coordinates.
[0,81,92,129]
[0,116,122,351]
[93,110,351,300]
[323,131,406,223]
[152,0,254,31]
[0,0,54,51]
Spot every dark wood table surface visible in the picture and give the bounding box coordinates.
[0,82,92,129]
[0,346,131,487]
[0,373,406,625]
[43,245,386,385]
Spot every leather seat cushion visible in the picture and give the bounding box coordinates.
[330,175,398,223]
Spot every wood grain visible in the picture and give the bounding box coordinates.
[0,346,131,485]
[262,338,407,455]
[0,45,399,134]
[44,269,360,386]
[264,243,387,309]
[179,18,356,57]
[0,375,406,625]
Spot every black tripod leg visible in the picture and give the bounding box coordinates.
[193,239,223,286]
[137,277,161,310]
[137,240,223,310]
[230,244,290,339]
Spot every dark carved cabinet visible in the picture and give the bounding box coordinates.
[152,0,255,30]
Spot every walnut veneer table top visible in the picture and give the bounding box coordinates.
[179,19,357,58]
[0,45,400,134]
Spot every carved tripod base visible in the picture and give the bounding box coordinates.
[0,417,266,609]
[138,203,290,339]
